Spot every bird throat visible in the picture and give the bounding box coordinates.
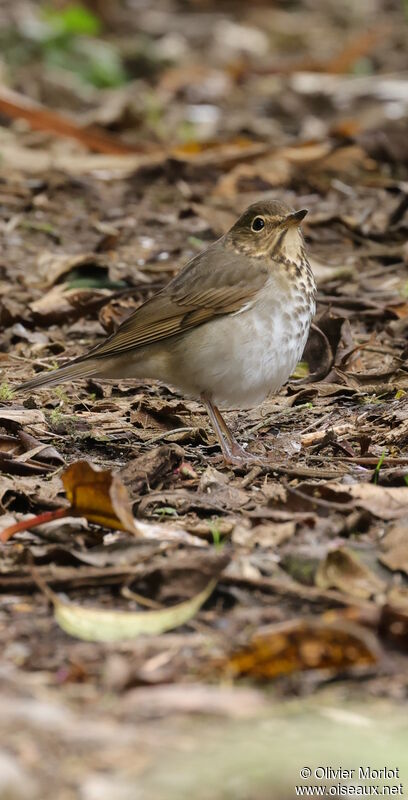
[272,229,316,303]
[270,226,304,265]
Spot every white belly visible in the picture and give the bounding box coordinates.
[164,293,313,409]
[108,275,316,410]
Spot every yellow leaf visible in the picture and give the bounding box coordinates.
[62,460,138,533]
[53,579,217,642]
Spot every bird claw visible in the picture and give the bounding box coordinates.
[222,442,265,467]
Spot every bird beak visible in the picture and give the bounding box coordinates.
[282,209,308,228]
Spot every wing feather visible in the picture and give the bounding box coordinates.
[87,243,268,360]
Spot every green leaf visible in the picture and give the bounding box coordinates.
[291,360,310,379]
[42,4,102,37]
[81,40,127,88]
[373,450,386,485]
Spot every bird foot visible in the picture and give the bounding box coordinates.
[222,441,265,467]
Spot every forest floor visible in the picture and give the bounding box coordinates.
[1,1,408,798]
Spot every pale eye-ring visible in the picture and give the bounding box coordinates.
[251,216,265,232]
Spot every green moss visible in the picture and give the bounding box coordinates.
[0,382,15,400]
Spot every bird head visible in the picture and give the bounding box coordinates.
[227,200,308,265]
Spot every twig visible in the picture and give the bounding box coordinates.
[240,466,263,487]
[143,427,199,445]
[308,455,408,466]
[301,424,354,447]
[286,485,353,511]
[264,463,347,480]
[220,572,377,610]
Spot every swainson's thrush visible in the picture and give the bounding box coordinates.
[18,200,316,464]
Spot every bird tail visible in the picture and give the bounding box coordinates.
[16,357,99,392]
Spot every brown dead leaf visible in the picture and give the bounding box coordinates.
[300,483,408,521]
[0,408,46,427]
[120,445,184,497]
[215,156,290,197]
[33,252,108,289]
[198,467,249,511]
[123,549,229,606]
[29,283,111,324]
[0,473,64,518]
[332,484,408,520]
[98,295,141,334]
[300,323,333,382]
[379,523,408,576]
[0,429,64,476]
[232,520,296,549]
[224,617,379,679]
[316,548,385,601]
[385,302,408,320]
[214,141,332,197]
[358,120,408,165]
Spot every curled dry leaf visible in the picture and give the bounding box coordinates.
[300,323,333,383]
[120,444,185,497]
[41,574,217,642]
[298,313,352,385]
[316,548,385,601]
[33,251,108,289]
[224,617,380,680]
[62,460,138,534]
[29,283,111,324]
[214,156,291,198]
[304,483,408,521]
[0,408,46,426]
[334,484,408,520]
[0,430,64,476]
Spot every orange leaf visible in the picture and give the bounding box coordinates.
[224,618,379,680]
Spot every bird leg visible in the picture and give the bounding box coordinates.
[201,394,251,465]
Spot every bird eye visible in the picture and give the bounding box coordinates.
[251,216,265,232]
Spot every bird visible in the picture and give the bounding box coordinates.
[17,200,316,464]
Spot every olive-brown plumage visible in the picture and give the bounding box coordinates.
[18,200,316,463]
